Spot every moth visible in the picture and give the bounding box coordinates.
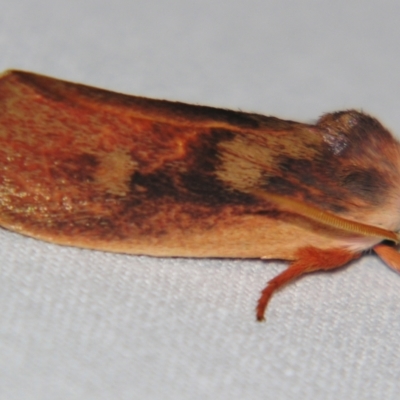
[0,70,399,321]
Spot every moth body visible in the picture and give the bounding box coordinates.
[0,70,399,320]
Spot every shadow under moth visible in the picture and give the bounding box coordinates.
[1,70,400,321]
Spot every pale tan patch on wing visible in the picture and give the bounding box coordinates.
[93,149,137,196]
[215,129,322,191]
[216,137,267,191]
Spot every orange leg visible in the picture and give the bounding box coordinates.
[374,244,400,273]
[256,246,359,321]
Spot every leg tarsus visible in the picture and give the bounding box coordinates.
[256,246,359,321]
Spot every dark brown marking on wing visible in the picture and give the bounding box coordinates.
[179,128,255,205]
[340,169,386,203]
[55,153,99,183]
[130,170,177,199]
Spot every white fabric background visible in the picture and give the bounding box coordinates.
[1,1,400,399]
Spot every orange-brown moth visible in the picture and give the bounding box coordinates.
[1,70,400,321]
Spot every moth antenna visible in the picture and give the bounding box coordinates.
[250,190,399,244]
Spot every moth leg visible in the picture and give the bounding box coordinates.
[256,246,359,321]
